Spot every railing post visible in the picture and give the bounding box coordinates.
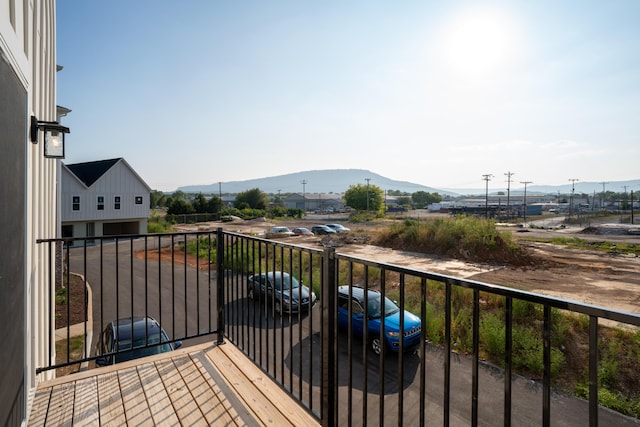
[321,247,337,426]
[216,228,225,345]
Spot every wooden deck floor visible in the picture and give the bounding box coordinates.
[27,342,320,426]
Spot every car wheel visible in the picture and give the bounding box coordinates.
[275,300,281,314]
[370,337,382,355]
[248,286,256,300]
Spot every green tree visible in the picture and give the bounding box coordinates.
[412,191,443,208]
[167,198,194,215]
[234,188,268,210]
[192,193,208,213]
[395,196,413,208]
[344,183,384,211]
[150,190,169,208]
[206,196,223,213]
[171,190,188,202]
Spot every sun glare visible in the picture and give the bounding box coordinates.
[442,8,515,77]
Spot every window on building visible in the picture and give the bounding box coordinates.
[97,196,104,210]
[114,196,121,210]
[72,196,80,211]
[135,196,143,205]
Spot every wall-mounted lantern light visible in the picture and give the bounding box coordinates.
[30,115,70,158]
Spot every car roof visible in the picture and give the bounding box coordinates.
[252,271,291,278]
[337,285,381,302]
[109,316,164,340]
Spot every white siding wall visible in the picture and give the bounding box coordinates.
[1,0,59,420]
[61,159,150,222]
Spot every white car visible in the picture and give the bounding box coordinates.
[325,223,350,233]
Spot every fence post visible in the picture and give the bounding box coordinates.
[216,228,225,345]
[321,247,337,426]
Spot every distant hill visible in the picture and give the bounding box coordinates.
[178,171,639,197]
[178,169,455,195]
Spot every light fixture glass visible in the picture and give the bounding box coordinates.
[44,129,65,158]
[30,115,70,159]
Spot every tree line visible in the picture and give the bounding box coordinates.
[152,186,443,215]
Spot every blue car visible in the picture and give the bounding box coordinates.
[96,316,181,366]
[337,285,422,355]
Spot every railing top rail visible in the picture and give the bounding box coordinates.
[36,229,223,244]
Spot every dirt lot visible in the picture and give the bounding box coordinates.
[184,216,640,318]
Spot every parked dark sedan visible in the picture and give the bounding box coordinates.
[311,225,336,235]
[96,316,181,366]
[337,286,422,355]
[247,271,317,314]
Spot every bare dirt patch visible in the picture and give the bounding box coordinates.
[134,246,214,270]
[469,241,640,315]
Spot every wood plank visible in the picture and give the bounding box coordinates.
[117,365,153,425]
[207,346,291,426]
[191,351,246,424]
[96,371,126,427]
[155,357,204,425]
[28,386,52,427]
[72,377,99,426]
[46,382,75,427]
[136,362,180,426]
[218,344,320,426]
[207,345,320,427]
[176,352,240,426]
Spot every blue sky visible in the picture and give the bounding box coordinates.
[56,1,640,192]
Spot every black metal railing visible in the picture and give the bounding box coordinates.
[38,229,640,426]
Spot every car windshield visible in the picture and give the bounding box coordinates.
[367,295,400,319]
[114,332,173,362]
[272,274,300,291]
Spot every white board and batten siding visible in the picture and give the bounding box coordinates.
[61,158,151,238]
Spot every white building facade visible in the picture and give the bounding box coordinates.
[1,0,62,425]
[61,158,151,242]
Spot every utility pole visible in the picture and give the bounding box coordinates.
[365,178,371,212]
[631,190,635,225]
[505,171,514,219]
[520,181,533,224]
[601,182,608,211]
[218,182,222,202]
[568,178,579,217]
[301,180,307,214]
[482,174,493,219]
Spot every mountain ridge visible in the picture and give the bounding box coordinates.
[179,169,454,195]
[177,169,639,197]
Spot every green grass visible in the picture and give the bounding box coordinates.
[148,214,174,233]
[373,216,530,265]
